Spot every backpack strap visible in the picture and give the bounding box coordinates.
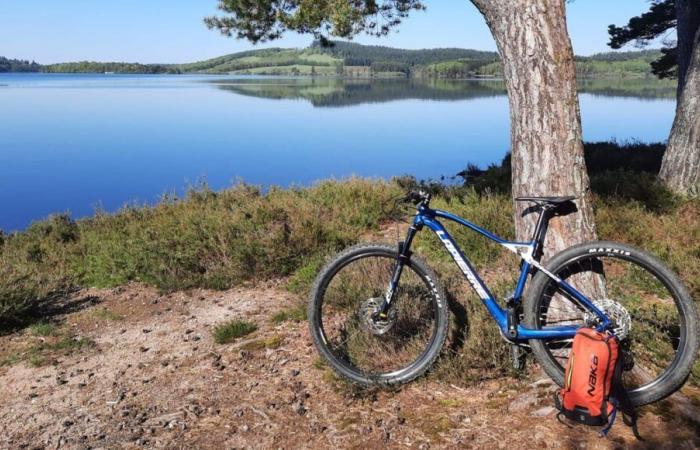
[598,399,618,437]
[608,342,644,441]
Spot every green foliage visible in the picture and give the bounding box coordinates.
[213,319,257,344]
[92,308,124,321]
[314,40,497,68]
[0,172,697,384]
[4,42,670,78]
[0,57,41,73]
[0,180,401,322]
[42,61,178,74]
[177,48,342,74]
[459,140,671,198]
[424,50,667,79]
[584,141,666,173]
[270,304,307,324]
[239,335,283,351]
[608,0,677,79]
[204,1,425,43]
[0,214,81,323]
[591,170,678,213]
[3,334,95,367]
[28,321,59,337]
[286,255,325,294]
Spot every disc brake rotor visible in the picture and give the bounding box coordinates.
[585,299,632,339]
[359,297,397,335]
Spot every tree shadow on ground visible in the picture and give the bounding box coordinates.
[0,291,102,337]
[446,289,469,353]
[557,394,700,449]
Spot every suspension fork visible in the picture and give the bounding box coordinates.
[377,223,421,318]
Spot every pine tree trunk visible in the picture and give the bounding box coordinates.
[676,0,700,96]
[659,26,700,196]
[472,0,597,257]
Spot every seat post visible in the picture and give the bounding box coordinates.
[530,207,552,262]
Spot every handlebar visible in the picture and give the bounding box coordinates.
[404,190,432,206]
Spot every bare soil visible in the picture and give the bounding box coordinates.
[1,282,698,449]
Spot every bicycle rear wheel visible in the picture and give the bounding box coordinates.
[308,244,448,386]
[525,241,698,406]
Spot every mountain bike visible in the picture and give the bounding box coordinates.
[308,191,698,406]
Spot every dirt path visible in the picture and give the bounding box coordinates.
[0,283,697,449]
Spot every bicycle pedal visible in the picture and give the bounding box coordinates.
[510,344,526,371]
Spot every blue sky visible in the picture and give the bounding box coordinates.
[1,1,663,64]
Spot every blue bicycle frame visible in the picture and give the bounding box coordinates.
[385,203,611,343]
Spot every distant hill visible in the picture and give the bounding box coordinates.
[0,57,41,73]
[418,49,666,79]
[41,61,179,74]
[1,42,665,79]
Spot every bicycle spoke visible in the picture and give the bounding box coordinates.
[319,252,439,378]
[536,253,686,395]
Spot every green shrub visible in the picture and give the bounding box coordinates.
[270,304,307,324]
[28,321,58,337]
[0,214,81,322]
[213,319,257,344]
[0,179,401,323]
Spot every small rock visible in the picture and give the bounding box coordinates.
[142,329,152,334]
[531,406,556,417]
[290,369,301,377]
[529,378,554,388]
[241,424,250,432]
[507,392,538,412]
[139,347,149,353]
[62,419,74,427]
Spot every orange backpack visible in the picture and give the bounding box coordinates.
[554,327,639,437]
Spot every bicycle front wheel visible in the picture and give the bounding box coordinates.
[525,241,698,406]
[308,244,448,386]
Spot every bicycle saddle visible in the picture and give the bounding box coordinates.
[515,196,576,207]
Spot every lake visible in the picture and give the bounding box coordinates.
[0,73,676,231]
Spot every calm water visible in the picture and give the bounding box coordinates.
[0,73,676,231]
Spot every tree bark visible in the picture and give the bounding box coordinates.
[471,0,597,257]
[676,0,700,96]
[659,25,700,196]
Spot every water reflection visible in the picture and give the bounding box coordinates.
[210,77,675,107]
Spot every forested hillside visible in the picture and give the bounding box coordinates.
[418,49,666,79]
[0,57,41,73]
[1,44,665,78]
[41,62,177,74]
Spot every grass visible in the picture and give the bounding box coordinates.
[92,308,124,321]
[213,319,258,344]
[28,321,58,336]
[240,335,283,351]
[0,179,399,323]
[0,143,698,385]
[437,398,465,408]
[270,304,307,324]
[2,334,95,368]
